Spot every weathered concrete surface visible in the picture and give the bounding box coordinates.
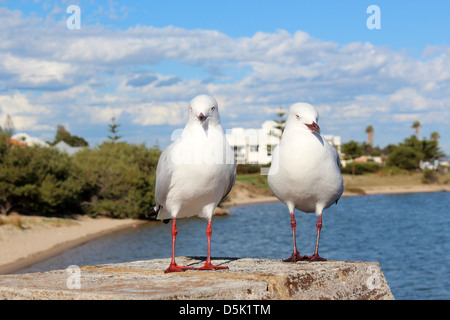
[0,257,394,300]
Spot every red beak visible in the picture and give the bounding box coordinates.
[198,113,207,121]
[305,122,321,134]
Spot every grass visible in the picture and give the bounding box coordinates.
[0,213,24,229]
[342,172,423,188]
[0,213,80,230]
[236,174,270,189]
[236,169,450,194]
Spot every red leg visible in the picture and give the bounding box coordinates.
[284,212,308,262]
[165,218,194,273]
[196,219,228,271]
[308,214,327,262]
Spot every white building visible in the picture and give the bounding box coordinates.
[225,121,341,165]
[225,121,281,165]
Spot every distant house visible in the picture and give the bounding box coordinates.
[354,155,382,164]
[225,120,282,165]
[225,121,342,165]
[10,133,85,156]
[53,140,85,156]
[9,138,27,146]
[11,133,49,147]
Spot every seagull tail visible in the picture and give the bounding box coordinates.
[145,205,170,224]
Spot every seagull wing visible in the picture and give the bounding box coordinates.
[331,143,343,205]
[221,163,236,202]
[154,142,177,208]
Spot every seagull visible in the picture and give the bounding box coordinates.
[268,102,343,262]
[147,94,236,273]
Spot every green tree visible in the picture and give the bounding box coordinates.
[72,142,160,219]
[2,114,15,138]
[107,117,122,143]
[341,140,363,159]
[430,131,440,145]
[365,125,374,147]
[273,106,286,138]
[387,145,423,170]
[50,125,89,147]
[402,135,444,161]
[341,140,364,175]
[412,121,421,137]
[0,134,81,215]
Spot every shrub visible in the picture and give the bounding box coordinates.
[236,164,263,174]
[341,162,382,175]
[422,169,438,184]
[72,142,160,219]
[0,137,81,215]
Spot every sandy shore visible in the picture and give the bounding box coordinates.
[0,215,143,274]
[1,181,448,275]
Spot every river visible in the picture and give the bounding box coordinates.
[16,191,450,300]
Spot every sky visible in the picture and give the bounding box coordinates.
[0,0,449,154]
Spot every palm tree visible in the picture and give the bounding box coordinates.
[430,131,440,146]
[412,121,421,137]
[365,125,374,147]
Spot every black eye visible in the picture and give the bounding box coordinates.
[296,114,300,119]
[211,106,216,111]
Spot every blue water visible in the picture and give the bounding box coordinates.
[16,192,450,300]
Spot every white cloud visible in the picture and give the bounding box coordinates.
[389,88,428,111]
[0,91,54,131]
[129,102,186,126]
[84,106,124,124]
[1,54,76,88]
[0,91,47,114]
[0,7,449,152]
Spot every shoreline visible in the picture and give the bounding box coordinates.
[1,184,449,275]
[223,183,450,207]
[0,216,145,275]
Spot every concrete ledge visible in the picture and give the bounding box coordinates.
[0,257,394,300]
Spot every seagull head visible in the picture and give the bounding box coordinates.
[188,94,220,126]
[286,102,321,135]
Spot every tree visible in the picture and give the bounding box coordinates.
[341,140,364,175]
[3,114,15,138]
[273,106,286,138]
[412,121,421,137]
[387,146,423,170]
[50,125,89,147]
[430,131,440,145]
[107,117,122,143]
[402,135,444,161]
[341,140,363,159]
[365,125,374,147]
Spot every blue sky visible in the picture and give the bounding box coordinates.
[1,0,449,154]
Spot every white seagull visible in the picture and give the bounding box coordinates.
[268,102,343,262]
[148,95,236,273]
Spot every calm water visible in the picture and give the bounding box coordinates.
[16,192,450,300]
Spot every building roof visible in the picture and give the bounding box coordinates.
[9,138,27,146]
[53,140,84,156]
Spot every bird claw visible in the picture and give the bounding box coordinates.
[164,263,194,273]
[308,254,327,262]
[196,262,229,271]
[283,252,308,262]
